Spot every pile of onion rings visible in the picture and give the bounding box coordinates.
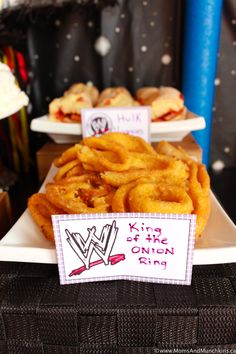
[28,133,210,242]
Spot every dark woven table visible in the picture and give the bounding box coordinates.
[0,261,236,353]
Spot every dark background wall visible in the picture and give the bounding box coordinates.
[211,0,236,169]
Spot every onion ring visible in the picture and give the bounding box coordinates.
[54,159,83,181]
[79,138,130,171]
[128,182,193,214]
[187,162,210,237]
[156,141,191,163]
[100,132,156,155]
[54,144,82,167]
[28,193,64,242]
[101,159,188,187]
[28,133,211,243]
[111,180,139,212]
[46,175,114,214]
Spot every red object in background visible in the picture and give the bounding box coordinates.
[15,51,28,84]
[4,47,28,84]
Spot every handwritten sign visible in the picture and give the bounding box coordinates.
[52,213,196,285]
[81,107,150,141]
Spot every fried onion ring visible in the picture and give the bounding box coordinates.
[156,141,191,163]
[54,159,83,181]
[100,132,156,155]
[112,180,139,212]
[187,162,210,237]
[46,175,114,214]
[54,144,82,167]
[28,193,64,241]
[128,182,193,214]
[28,132,211,243]
[78,138,130,171]
[101,159,188,187]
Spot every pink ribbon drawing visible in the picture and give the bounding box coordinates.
[69,253,125,276]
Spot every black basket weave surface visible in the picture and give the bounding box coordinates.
[0,261,236,353]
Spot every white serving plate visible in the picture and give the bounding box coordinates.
[30,111,205,143]
[0,165,235,265]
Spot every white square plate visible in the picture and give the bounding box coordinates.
[30,111,205,143]
[0,165,235,265]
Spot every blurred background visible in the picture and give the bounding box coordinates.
[0,0,235,223]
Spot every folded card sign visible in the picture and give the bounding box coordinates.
[52,213,196,285]
[81,107,150,141]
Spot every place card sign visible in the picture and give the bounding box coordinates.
[52,213,196,285]
[81,106,151,142]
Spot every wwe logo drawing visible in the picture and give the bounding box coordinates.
[65,220,125,276]
[86,112,113,136]
[90,116,110,135]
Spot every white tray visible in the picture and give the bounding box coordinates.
[30,111,206,143]
[0,165,235,265]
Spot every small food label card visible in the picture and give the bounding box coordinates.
[81,107,151,141]
[52,213,196,285]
